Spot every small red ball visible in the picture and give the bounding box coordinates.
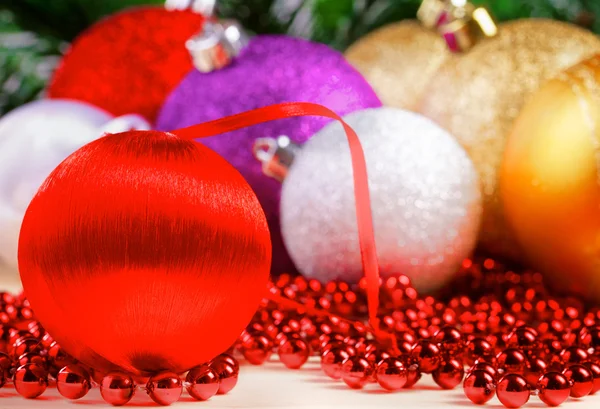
[496,348,527,375]
[584,362,600,395]
[210,360,238,395]
[403,359,422,388]
[563,364,593,398]
[506,328,538,353]
[241,332,273,365]
[376,357,407,391]
[364,348,391,366]
[469,361,497,379]
[210,353,240,374]
[523,357,547,386]
[16,352,45,368]
[279,338,310,369]
[57,365,91,400]
[14,363,48,399]
[0,351,11,375]
[433,358,464,390]
[321,347,351,380]
[463,370,496,404]
[100,372,136,406]
[186,365,219,401]
[434,326,464,357]
[497,374,530,408]
[341,356,373,389]
[147,371,182,406]
[537,372,570,407]
[560,346,588,365]
[411,339,442,373]
[466,338,494,366]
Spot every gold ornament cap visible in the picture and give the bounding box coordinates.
[418,0,498,52]
[253,136,301,182]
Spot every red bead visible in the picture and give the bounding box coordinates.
[321,347,351,380]
[433,358,464,390]
[57,365,91,400]
[496,348,527,375]
[506,327,538,353]
[403,359,422,388]
[434,326,464,357]
[11,337,41,358]
[497,374,530,408]
[0,370,5,388]
[466,338,494,366]
[14,363,48,399]
[341,356,373,389]
[186,365,219,401]
[100,372,135,406]
[241,332,273,365]
[210,359,238,395]
[364,348,391,366]
[560,346,588,365]
[147,371,182,406]
[523,357,547,386]
[376,357,407,391]
[279,338,310,369]
[210,353,240,374]
[16,352,45,368]
[470,362,497,379]
[584,362,600,395]
[411,340,441,373]
[537,372,570,407]
[563,364,593,398]
[463,370,496,404]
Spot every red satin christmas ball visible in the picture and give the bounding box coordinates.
[47,7,205,122]
[18,130,271,376]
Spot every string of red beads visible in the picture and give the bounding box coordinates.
[233,258,600,408]
[0,294,239,406]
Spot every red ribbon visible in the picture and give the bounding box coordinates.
[171,102,396,350]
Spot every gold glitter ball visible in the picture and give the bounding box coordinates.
[418,19,600,261]
[502,54,600,302]
[345,20,451,111]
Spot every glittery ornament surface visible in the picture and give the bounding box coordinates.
[345,20,451,111]
[156,35,381,275]
[280,107,482,293]
[502,55,600,302]
[0,99,150,272]
[48,7,205,123]
[419,19,600,261]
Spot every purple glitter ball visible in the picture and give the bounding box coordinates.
[156,35,381,274]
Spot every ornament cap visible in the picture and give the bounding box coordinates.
[417,0,448,29]
[253,136,300,182]
[186,20,249,73]
[165,0,217,16]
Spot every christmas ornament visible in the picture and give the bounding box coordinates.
[47,7,206,122]
[344,20,450,111]
[18,129,272,376]
[157,35,381,274]
[279,107,482,293]
[0,99,150,273]
[419,19,600,261]
[501,55,600,302]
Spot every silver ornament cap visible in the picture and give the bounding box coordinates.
[186,20,249,73]
[165,0,217,15]
[253,136,300,182]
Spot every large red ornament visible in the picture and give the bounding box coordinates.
[18,130,271,376]
[47,7,205,123]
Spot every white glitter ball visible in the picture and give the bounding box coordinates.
[280,107,482,293]
[0,99,150,271]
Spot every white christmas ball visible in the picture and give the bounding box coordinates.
[280,107,482,294]
[0,99,150,271]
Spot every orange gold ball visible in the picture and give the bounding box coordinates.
[345,20,451,111]
[419,19,600,261]
[502,54,600,301]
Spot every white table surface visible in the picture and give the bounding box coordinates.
[1,266,599,408]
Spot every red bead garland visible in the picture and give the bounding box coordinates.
[0,257,599,407]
